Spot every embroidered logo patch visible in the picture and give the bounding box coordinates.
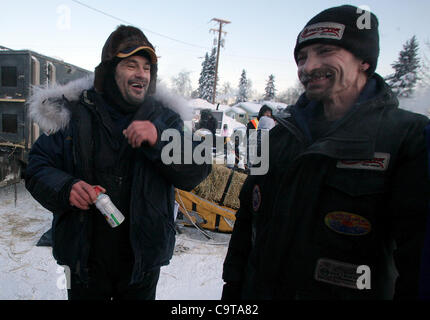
[298,22,345,43]
[336,152,390,171]
[252,185,261,212]
[314,258,361,289]
[324,211,371,236]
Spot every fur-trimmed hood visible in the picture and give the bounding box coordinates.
[27,75,193,135]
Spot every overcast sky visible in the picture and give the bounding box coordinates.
[2,0,429,95]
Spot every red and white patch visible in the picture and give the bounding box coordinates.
[298,22,345,43]
[336,152,390,172]
[314,258,361,289]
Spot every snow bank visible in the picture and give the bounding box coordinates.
[0,183,64,300]
[222,114,246,132]
[399,87,430,117]
[188,99,231,112]
[157,228,230,300]
[188,99,215,110]
[232,102,261,114]
[258,100,288,111]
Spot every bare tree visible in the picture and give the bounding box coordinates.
[171,70,192,98]
[218,82,235,105]
[277,81,305,105]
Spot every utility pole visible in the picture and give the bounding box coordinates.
[210,18,231,104]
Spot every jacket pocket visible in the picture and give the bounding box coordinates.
[313,167,389,258]
[146,195,176,232]
[325,168,387,197]
[52,210,86,270]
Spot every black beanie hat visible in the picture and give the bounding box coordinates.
[294,5,380,76]
[258,105,273,120]
[94,25,158,95]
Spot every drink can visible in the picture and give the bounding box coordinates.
[93,186,125,228]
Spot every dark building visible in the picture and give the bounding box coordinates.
[0,46,92,186]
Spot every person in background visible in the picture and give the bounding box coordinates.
[245,105,273,171]
[247,116,276,167]
[246,105,273,133]
[222,123,230,137]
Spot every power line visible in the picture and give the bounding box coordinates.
[70,1,293,65]
[70,0,208,49]
[70,0,295,88]
[224,53,290,64]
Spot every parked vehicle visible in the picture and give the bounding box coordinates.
[0,46,91,187]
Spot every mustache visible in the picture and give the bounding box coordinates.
[299,68,334,84]
[128,79,149,86]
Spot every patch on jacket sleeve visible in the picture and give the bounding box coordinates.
[324,211,371,236]
[314,258,361,289]
[252,184,261,212]
[336,152,390,171]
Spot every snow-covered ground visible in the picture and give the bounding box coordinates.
[0,182,230,300]
[399,87,430,117]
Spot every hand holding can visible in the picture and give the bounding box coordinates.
[93,186,125,228]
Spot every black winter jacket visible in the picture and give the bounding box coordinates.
[25,85,211,285]
[222,75,430,300]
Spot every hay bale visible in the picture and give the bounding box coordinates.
[193,164,247,209]
[223,171,247,209]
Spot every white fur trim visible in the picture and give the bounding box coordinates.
[27,75,193,135]
[28,75,94,135]
[154,84,193,122]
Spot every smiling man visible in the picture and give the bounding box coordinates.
[296,44,368,120]
[115,55,151,104]
[222,5,430,300]
[25,25,210,300]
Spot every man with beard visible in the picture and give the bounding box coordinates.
[222,5,430,299]
[25,25,210,300]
